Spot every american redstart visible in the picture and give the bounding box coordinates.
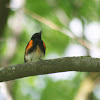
[24,31,46,62]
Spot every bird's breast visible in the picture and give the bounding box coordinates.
[32,45,44,61]
[25,45,44,62]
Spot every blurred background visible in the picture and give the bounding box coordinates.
[0,0,100,100]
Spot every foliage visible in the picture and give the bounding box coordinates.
[12,73,84,100]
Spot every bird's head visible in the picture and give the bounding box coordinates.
[31,31,42,40]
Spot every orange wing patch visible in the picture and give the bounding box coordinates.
[25,40,33,54]
[43,42,46,50]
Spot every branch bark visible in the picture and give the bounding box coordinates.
[0,56,100,82]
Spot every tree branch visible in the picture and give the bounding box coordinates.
[0,56,100,82]
[0,0,10,37]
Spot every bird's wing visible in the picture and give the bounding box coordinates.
[25,40,33,54]
[43,42,46,50]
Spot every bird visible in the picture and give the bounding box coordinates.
[24,31,46,62]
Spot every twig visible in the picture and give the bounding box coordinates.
[24,9,92,49]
